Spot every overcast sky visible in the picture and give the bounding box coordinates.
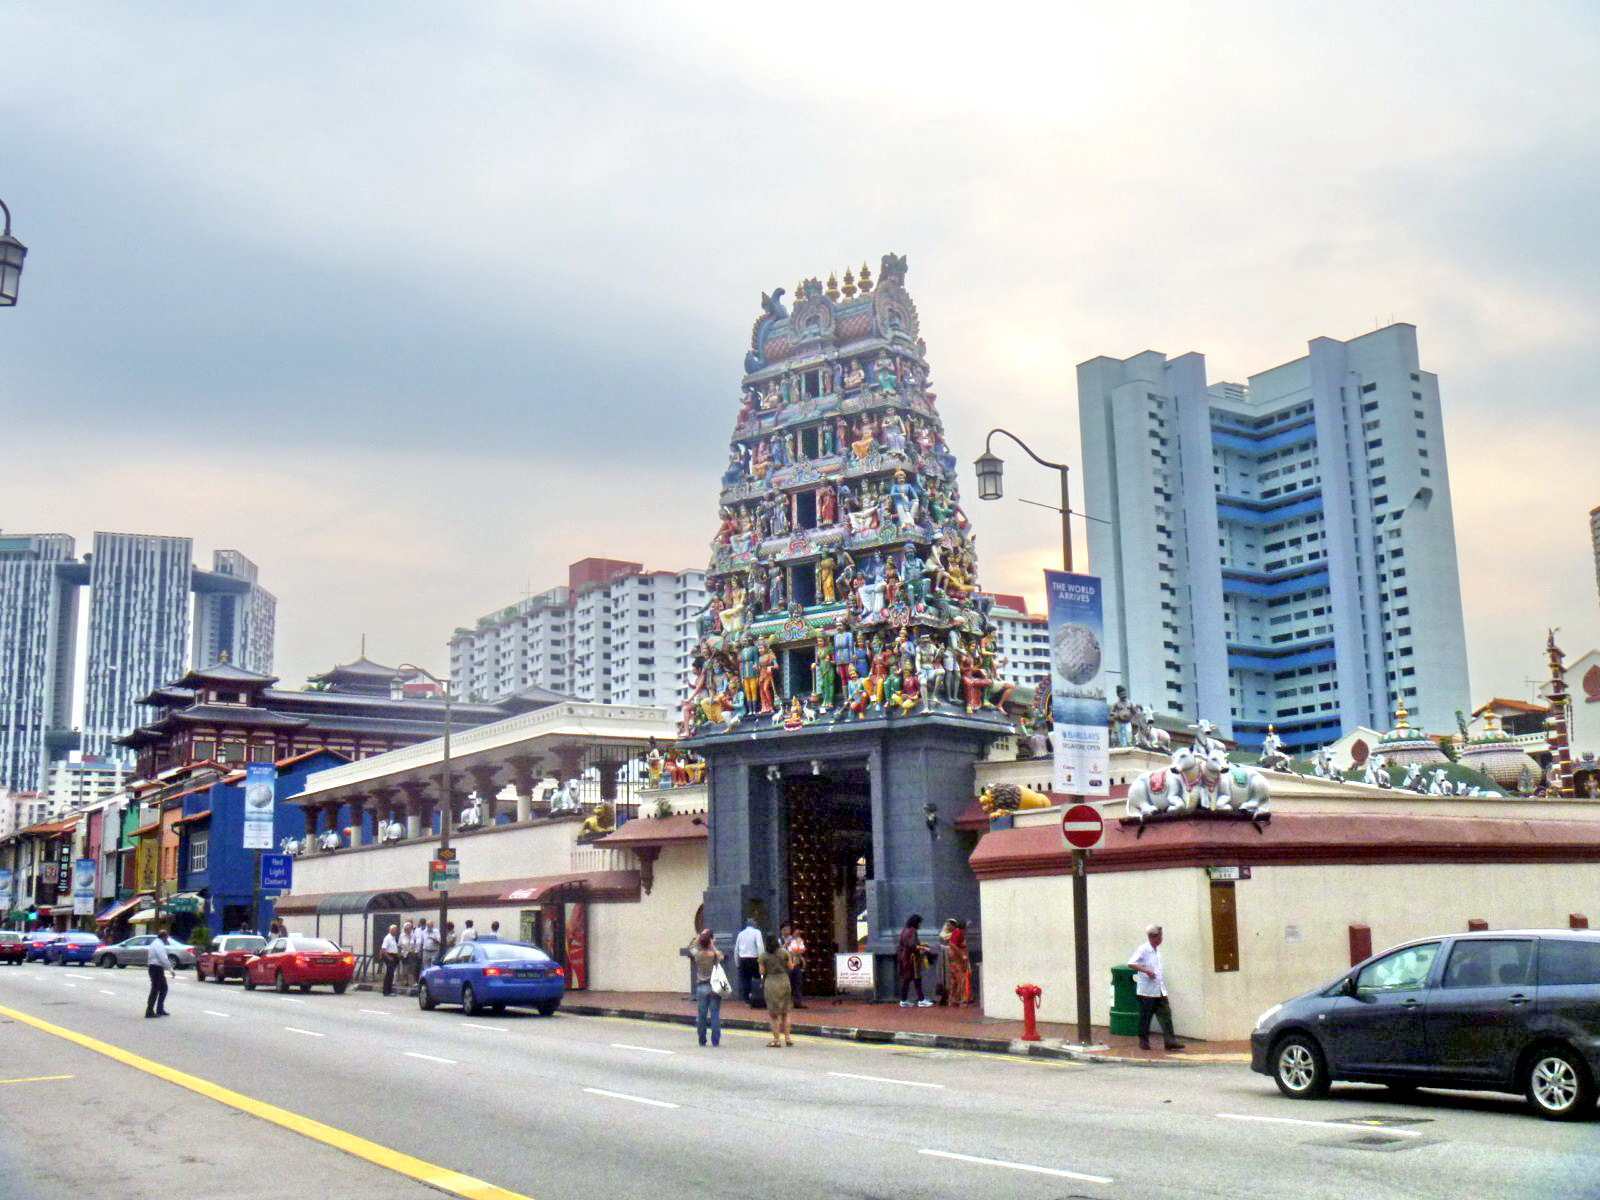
[4,3,1597,714]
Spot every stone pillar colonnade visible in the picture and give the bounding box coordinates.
[467,765,501,826]
[506,755,544,823]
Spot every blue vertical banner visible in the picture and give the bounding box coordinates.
[243,762,278,850]
[72,858,97,916]
[1044,571,1110,796]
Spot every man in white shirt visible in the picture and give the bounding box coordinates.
[417,919,440,967]
[733,917,766,1008]
[1128,924,1182,1051]
[380,924,401,996]
[145,926,176,1018]
[460,920,478,944]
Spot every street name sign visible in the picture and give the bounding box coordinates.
[429,859,459,892]
[1061,803,1105,851]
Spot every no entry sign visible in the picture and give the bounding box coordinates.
[1061,803,1104,851]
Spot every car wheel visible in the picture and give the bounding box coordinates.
[418,983,436,1011]
[460,984,479,1016]
[212,965,226,983]
[333,982,348,995]
[536,1000,559,1017]
[244,974,256,991]
[99,955,113,969]
[1272,1034,1329,1100]
[1526,1046,1597,1120]
[275,971,289,994]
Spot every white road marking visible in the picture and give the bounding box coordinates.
[404,1052,458,1065]
[611,1043,675,1055]
[203,1011,230,1018]
[583,1087,679,1110]
[919,1149,1112,1184]
[1215,1113,1422,1138]
[98,989,115,996]
[61,982,77,989]
[283,1027,325,1038]
[464,1023,508,1033]
[359,1009,394,1017]
[281,997,306,1003]
[830,1071,944,1090]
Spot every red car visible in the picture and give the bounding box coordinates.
[0,932,27,964]
[197,934,268,983]
[242,935,354,994]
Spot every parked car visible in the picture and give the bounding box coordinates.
[0,931,28,964]
[44,931,102,966]
[1252,929,1600,1120]
[419,939,566,1016]
[93,934,198,970]
[23,932,64,962]
[197,934,269,983]
[242,936,354,994]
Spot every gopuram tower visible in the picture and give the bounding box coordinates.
[683,254,1030,996]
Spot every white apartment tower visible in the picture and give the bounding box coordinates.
[1079,323,1470,752]
[193,550,277,674]
[0,534,80,792]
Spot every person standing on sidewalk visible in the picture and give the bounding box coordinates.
[398,920,417,988]
[759,931,794,1047]
[734,916,765,1008]
[780,920,806,1009]
[144,925,176,1018]
[460,920,477,944]
[379,924,400,996]
[943,918,972,1007]
[1128,924,1183,1051]
[897,914,933,1007]
[688,928,725,1048]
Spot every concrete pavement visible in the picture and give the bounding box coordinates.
[0,961,1595,1200]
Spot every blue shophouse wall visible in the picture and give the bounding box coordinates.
[180,751,347,934]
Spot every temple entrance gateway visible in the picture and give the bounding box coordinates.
[779,766,871,996]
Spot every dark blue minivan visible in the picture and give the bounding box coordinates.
[1251,930,1600,1119]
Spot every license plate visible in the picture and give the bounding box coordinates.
[515,969,541,978]
[314,957,336,964]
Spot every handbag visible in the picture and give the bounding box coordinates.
[709,962,733,996]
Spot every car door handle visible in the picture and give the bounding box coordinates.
[1399,998,1420,1008]
[1508,993,1530,1006]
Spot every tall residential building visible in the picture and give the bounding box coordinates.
[1590,505,1600,607]
[450,558,706,707]
[193,550,277,674]
[982,593,1051,688]
[1079,323,1469,752]
[0,531,276,788]
[0,534,80,792]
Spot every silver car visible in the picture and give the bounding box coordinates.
[93,934,197,970]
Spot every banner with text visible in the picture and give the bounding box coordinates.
[72,858,97,916]
[243,762,278,850]
[1045,570,1110,796]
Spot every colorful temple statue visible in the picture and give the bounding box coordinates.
[685,253,1031,734]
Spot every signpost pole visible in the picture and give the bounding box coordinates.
[251,848,263,935]
[1073,849,1091,1044]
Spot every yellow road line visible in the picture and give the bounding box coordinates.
[0,1003,531,1200]
[0,1074,74,1085]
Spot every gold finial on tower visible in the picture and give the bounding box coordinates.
[1394,699,1409,729]
[826,272,840,302]
[858,261,873,292]
[841,267,856,299]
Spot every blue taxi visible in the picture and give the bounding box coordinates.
[418,938,565,1017]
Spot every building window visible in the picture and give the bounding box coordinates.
[1360,382,1377,394]
[190,834,208,874]
[250,743,275,763]
[192,739,216,762]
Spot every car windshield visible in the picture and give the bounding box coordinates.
[288,939,339,953]
[480,944,551,962]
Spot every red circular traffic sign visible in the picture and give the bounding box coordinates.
[1061,803,1105,850]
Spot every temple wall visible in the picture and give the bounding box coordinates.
[588,842,708,993]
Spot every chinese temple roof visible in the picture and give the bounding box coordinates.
[171,660,279,691]
[306,656,405,696]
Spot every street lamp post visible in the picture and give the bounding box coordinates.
[974,427,1094,1047]
[0,200,27,307]
[393,665,452,963]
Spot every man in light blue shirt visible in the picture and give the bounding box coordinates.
[734,917,766,1008]
[145,926,176,1018]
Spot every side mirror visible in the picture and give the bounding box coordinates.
[1342,975,1359,998]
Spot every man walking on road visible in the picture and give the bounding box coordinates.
[145,925,176,1018]
[1128,924,1183,1051]
[734,916,766,1008]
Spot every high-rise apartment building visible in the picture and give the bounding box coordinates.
[1079,323,1469,752]
[450,557,706,708]
[982,593,1051,689]
[0,531,276,788]
[1590,505,1600,607]
[0,534,80,793]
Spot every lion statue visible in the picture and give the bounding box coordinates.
[580,802,616,837]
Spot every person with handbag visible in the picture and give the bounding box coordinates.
[688,929,727,1047]
[780,920,807,1010]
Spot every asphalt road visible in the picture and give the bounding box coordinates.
[1,961,1596,1200]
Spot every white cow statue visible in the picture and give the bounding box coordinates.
[1257,728,1294,774]
[1359,757,1391,789]
[317,829,342,852]
[1401,762,1427,792]
[1203,749,1271,817]
[1132,705,1172,753]
[380,819,405,843]
[1126,746,1202,820]
[1426,768,1452,795]
[458,799,485,830]
[279,837,303,857]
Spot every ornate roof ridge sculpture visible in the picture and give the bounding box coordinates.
[683,254,1031,740]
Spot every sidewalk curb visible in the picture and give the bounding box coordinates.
[559,1002,1218,1067]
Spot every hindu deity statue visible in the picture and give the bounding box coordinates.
[843,358,865,394]
[873,350,898,394]
[817,552,837,604]
[813,637,836,708]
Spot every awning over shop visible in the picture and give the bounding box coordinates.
[133,822,161,838]
[594,814,707,848]
[129,909,158,924]
[173,810,212,827]
[94,896,145,924]
[274,889,421,918]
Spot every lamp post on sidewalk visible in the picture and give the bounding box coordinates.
[974,427,1095,1047]
[392,665,452,964]
[0,200,27,307]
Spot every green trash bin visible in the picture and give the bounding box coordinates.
[1110,964,1141,1037]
